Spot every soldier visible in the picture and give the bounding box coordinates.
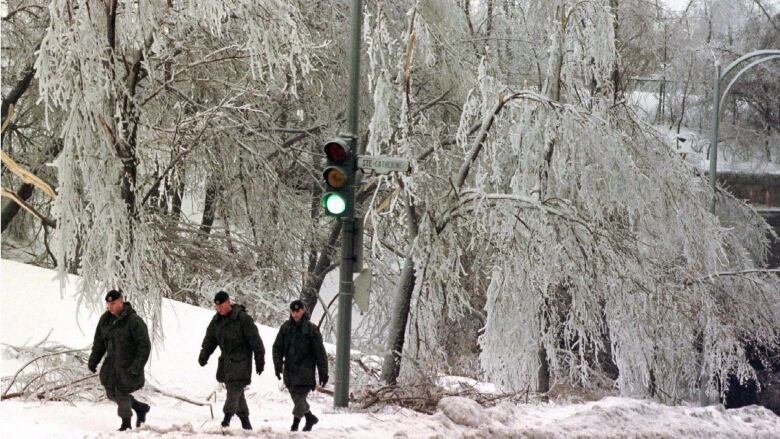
[272,300,329,432]
[198,291,265,430]
[87,289,152,431]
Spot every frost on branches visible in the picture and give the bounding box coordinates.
[470,96,779,401]
[34,0,319,335]
[362,0,780,402]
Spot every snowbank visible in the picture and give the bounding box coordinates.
[437,396,779,438]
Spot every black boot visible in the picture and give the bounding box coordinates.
[221,413,233,427]
[118,417,132,431]
[302,412,318,431]
[291,416,301,431]
[238,415,252,430]
[132,399,150,427]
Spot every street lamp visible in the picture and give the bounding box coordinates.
[708,50,780,213]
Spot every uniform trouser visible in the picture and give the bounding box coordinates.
[105,386,133,419]
[224,382,249,417]
[289,389,311,418]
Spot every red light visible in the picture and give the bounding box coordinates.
[324,142,348,164]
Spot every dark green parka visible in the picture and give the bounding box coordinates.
[272,316,328,391]
[198,304,265,385]
[88,302,151,393]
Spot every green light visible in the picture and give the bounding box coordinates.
[322,192,347,216]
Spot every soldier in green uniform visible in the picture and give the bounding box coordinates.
[272,300,329,432]
[198,291,265,430]
[88,290,152,431]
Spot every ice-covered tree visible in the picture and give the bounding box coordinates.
[32,0,329,333]
[363,0,780,402]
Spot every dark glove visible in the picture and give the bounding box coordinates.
[88,363,97,373]
[256,364,264,375]
[275,370,281,380]
[319,375,328,387]
[198,356,207,367]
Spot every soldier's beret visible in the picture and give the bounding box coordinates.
[105,290,123,302]
[290,299,305,311]
[214,291,230,304]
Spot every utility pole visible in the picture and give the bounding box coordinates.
[708,63,721,214]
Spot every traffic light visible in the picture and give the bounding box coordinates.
[321,138,353,217]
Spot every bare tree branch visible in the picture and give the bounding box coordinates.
[751,0,779,32]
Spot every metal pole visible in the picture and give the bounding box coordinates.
[699,63,722,407]
[346,0,363,148]
[334,214,355,408]
[334,0,363,409]
[708,63,721,214]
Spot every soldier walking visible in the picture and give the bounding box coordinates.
[198,291,265,430]
[272,300,329,432]
[87,290,152,431]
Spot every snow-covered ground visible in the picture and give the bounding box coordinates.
[1,259,778,438]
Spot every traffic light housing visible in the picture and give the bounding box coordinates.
[321,138,353,217]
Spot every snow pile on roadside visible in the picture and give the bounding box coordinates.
[437,396,780,438]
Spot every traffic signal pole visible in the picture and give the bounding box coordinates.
[334,0,363,408]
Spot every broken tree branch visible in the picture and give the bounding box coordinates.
[0,150,57,199]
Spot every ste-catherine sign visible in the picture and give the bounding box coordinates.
[357,155,410,175]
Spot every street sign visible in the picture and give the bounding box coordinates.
[357,155,410,174]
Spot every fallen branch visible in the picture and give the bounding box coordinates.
[2,347,88,398]
[358,383,531,415]
[146,384,211,407]
[354,357,381,381]
[1,373,96,401]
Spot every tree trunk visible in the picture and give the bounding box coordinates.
[547,5,566,102]
[675,57,693,135]
[381,195,419,384]
[609,0,622,103]
[656,23,667,124]
[118,51,143,219]
[200,178,218,235]
[1,183,34,232]
[171,172,184,218]
[300,221,342,315]
[381,246,418,384]
[441,253,485,375]
[538,345,550,398]
[1,59,36,144]
[238,164,258,244]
